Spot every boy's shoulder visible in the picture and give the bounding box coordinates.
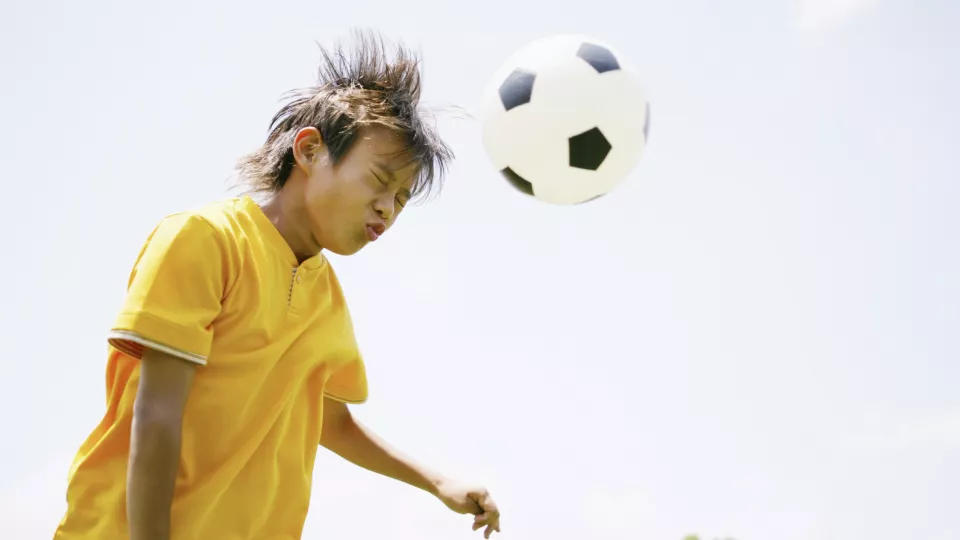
[156,197,256,242]
[182,196,249,228]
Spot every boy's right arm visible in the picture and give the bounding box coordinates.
[107,213,228,538]
[127,347,198,540]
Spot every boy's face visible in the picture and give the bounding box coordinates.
[294,126,418,256]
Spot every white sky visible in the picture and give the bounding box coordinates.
[1,0,957,539]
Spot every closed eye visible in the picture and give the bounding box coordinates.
[371,167,410,208]
[397,187,412,208]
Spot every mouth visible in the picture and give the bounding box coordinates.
[365,223,385,242]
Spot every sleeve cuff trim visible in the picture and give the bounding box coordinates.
[107,330,208,366]
[323,390,368,404]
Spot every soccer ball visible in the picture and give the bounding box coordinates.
[479,34,651,205]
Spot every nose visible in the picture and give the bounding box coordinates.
[373,193,394,221]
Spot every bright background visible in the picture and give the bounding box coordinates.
[1,0,957,539]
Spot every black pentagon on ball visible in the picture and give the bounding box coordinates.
[500,167,534,196]
[576,43,620,74]
[569,127,612,170]
[498,69,536,111]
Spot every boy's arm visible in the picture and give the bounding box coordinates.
[319,397,501,538]
[127,348,197,540]
[319,397,444,495]
[103,213,224,539]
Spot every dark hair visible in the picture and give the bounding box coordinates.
[234,30,453,203]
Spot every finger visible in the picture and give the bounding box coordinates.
[471,495,496,517]
[474,511,494,527]
[474,516,497,534]
[481,508,499,524]
[475,491,497,512]
[478,494,499,515]
[465,496,484,515]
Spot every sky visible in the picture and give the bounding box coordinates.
[0,0,957,539]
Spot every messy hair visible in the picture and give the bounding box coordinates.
[234,30,454,203]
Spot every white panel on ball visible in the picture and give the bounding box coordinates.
[480,34,650,205]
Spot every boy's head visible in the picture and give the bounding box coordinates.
[236,30,453,257]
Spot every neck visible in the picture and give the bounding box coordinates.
[258,189,317,264]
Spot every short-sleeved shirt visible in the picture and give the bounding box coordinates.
[53,196,368,539]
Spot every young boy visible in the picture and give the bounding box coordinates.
[53,31,501,540]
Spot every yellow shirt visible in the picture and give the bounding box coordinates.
[54,196,368,539]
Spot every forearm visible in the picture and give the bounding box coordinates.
[127,415,182,540]
[321,415,445,495]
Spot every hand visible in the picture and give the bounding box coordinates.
[435,478,501,538]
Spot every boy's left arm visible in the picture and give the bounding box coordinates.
[319,397,501,538]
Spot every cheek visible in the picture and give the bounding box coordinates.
[302,179,339,233]
[306,177,362,228]
[340,177,378,212]
[302,180,325,216]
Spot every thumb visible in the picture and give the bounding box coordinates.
[466,492,486,514]
[473,490,498,514]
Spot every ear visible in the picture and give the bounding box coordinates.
[292,127,324,173]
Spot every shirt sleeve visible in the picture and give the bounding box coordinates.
[324,356,369,404]
[107,213,227,365]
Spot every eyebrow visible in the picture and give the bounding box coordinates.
[373,161,397,182]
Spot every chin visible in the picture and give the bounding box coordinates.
[327,239,366,256]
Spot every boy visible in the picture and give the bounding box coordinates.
[53,31,501,539]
